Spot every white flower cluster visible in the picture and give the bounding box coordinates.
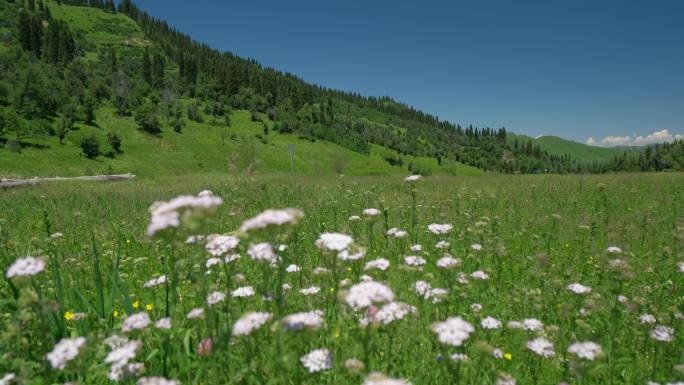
[46,337,86,370]
[232,286,255,298]
[147,192,223,237]
[567,341,603,360]
[386,228,408,238]
[431,317,474,346]
[345,282,395,310]
[436,255,460,269]
[247,243,277,264]
[137,377,180,385]
[205,235,240,256]
[122,312,151,332]
[316,232,354,251]
[567,282,592,294]
[300,348,333,373]
[365,258,390,271]
[403,256,426,267]
[282,311,324,331]
[240,208,303,232]
[142,275,166,288]
[404,175,422,182]
[363,372,412,385]
[428,223,453,234]
[206,291,226,306]
[187,308,205,319]
[361,302,416,326]
[480,316,502,329]
[104,336,142,381]
[526,337,555,358]
[363,208,381,217]
[299,286,321,296]
[650,325,674,342]
[413,281,448,303]
[6,256,46,278]
[232,312,272,337]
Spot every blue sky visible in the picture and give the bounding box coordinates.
[134,0,684,145]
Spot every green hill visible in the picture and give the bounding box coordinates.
[508,134,639,163]
[2,0,681,177]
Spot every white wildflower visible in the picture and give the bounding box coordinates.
[471,270,489,280]
[205,258,222,269]
[435,240,450,249]
[470,303,483,312]
[523,318,544,331]
[481,316,502,329]
[567,283,592,294]
[449,353,468,362]
[232,286,255,298]
[137,377,179,385]
[606,246,622,253]
[286,264,301,273]
[6,256,45,278]
[300,349,333,373]
[338,247,366,261]
[205,235,240,257]
[349,215,361,221]
[428,223,452,234]
[640,314,657,324]
[436,256,460,268]
[282,311,324,331]
[650,325,674,342]
[365,258,390,271]
[471,243,483,251]
[431,317,475,346]
[142,275,167,288]
[363,372,412,385]
[240,208,303,232]
[155,317,171,329]
[362,302,416,326]
[299,286,321,296]
[147,193,223,237]
[122,313,151,332]
[186,308,205,319]
[410,244,423,252]
[206,291,226,306]
[526,337,555,358]
[247,243,277,263]
[232,312,272,336]
[363,208,381,217]
[404,175,422,182]
[345,282,395,310]
[394,230,408,238]
[567,341,604,360]
[404,256,426,266]
[46,337,86,370]
[316,233,354,251]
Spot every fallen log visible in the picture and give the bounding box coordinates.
[0,173,136,189]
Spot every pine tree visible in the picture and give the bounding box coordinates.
[18,11,32,52]
[29,15,43,56]
[142,49,152,85]
[152,52,165,89]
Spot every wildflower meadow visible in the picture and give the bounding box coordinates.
[1,173,683,385]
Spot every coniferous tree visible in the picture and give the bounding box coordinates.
[152,52,164,89]
[18,11,32,52]
[142,49,152,85]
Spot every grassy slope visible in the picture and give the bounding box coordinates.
[0,2,482,178]
[508,133,638,163]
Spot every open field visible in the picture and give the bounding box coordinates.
[1,172,683,385]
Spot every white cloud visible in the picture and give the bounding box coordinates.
[586,129,684,147]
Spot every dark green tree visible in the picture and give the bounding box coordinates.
[80,134,100,158]
[142,49,152,85]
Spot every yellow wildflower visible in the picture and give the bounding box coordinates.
[504,352,512,360]
[145,303,153,311]
[64,311,74,321]
[133,300,140,309]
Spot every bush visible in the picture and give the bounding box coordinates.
[80,134,100,159]
[187,103,203,123]
[108,132,122,153]
[135,104,161,135]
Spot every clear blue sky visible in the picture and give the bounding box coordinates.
[135,0,684,143]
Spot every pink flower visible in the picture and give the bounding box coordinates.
[197,338,213,357]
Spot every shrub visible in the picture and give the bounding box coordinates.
[80,134,100,159]
[107,132,122,153]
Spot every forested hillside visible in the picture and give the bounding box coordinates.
[1,0,682,176]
